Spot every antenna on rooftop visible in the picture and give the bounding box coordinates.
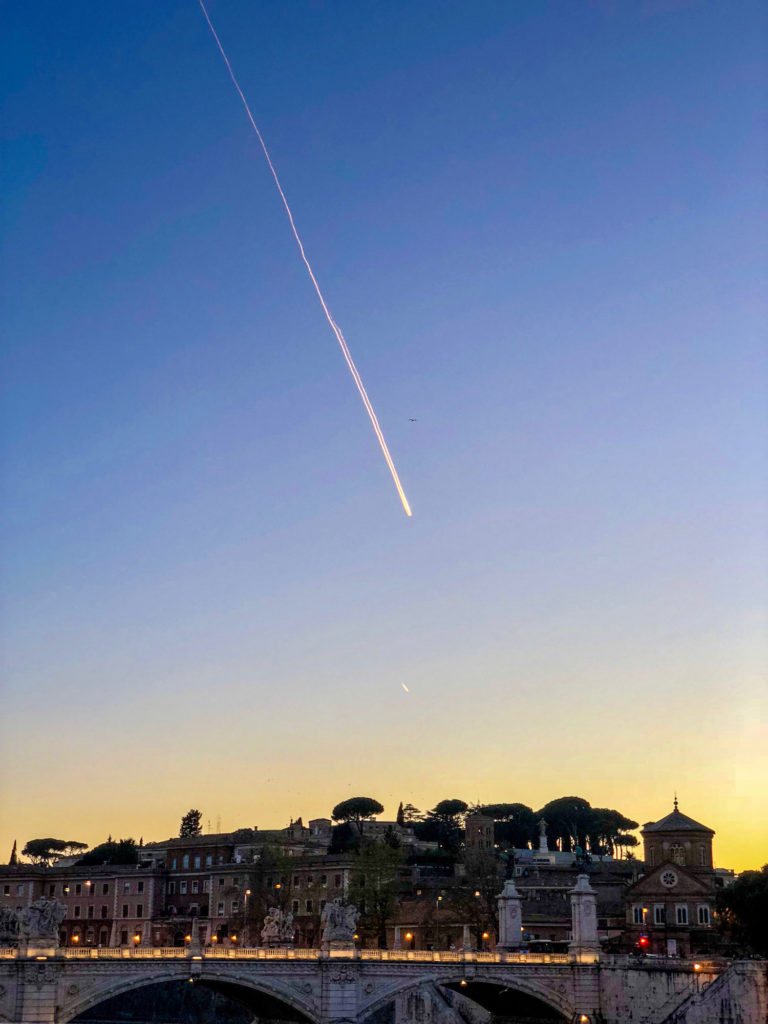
[216,815,222,833]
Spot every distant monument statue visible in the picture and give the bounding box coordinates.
[320,898,359,948]
[260,907,294,946]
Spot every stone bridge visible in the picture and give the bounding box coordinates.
[1,947,764,1024]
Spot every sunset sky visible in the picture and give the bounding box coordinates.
[1,0,766,873]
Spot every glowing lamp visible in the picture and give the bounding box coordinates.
[405,932,413,941]
[460,980,467,987]
[693,963,702,972]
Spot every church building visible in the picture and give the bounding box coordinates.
[624,800,717,956]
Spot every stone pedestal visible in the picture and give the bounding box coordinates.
[496,879,522,951]
[569,874,600,963]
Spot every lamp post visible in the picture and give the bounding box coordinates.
[435,895,443,950]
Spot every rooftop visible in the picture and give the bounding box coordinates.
[642,802,714,835]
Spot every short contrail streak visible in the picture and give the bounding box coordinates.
[197,0,412,517]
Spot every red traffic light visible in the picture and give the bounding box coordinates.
[638,936,649,947]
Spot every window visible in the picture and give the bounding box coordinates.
[102,883,109,895]
[86,929,94,944]
[320,875,327,886]
[99,929,108,946]
[172,858,177,869]
[101,906,108,919]
[16,884,24,895]
[168,882,176,895]
[182,855,190,869]
[292,900,299,914]
[305,900,313,914]
[49,885,55,897]
[137,881,144,894]
[217,902,225,916]
[122,905,129,918]
[231,901,239,914]
[334,874,341,888]
[120,930,128,945]
[180,881,188,895]
[87,906,95,919]
[2,886,9,896]
[697,905,710,925]
[653,905,665,925]
[649,847,656,866]
[194,856,201,869]
[206,854,212,866]
[219,878,225,886]
[74,906,81,918]
[136,905,143,918]
[632,905,643,924]
[192,881,199,894]
[123,882,130,894]
[307,875,313,887]
[320,900,327,912]
[670,844,685,866]
[75,884,82,895]
[203,880,211,892]
[675,905,688,925]
[699,846,707,866]
[293,876,300,887]
[189,904,198,916]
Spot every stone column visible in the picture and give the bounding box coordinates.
[461,924,472,951]
[569,874,600,963]
[393,925,402,949]
[496,879,522,951]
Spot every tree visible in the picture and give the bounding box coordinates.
[587,808,639,857]
[179,809,203,837]
[9,841,17,866]
[331,797,384,837]
[77,838,138,866]
[478,803,537,849]
[396,803,405,827]
[535,797,594,852]
[716,865,768,956]
[400,803,421,824]
[347,840,404,948]
[422,799,468,852]
[21,838,87,865]
[237,844,297,946]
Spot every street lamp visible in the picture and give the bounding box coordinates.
[436,895,443,949]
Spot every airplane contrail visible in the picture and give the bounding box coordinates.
[197,0,412,517]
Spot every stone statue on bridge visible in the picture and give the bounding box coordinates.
[320,898,359,946]
[18,898,66,941]
[0,906,20,944]
[260,907,294,946]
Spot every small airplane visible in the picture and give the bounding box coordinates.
[408,418,418,422]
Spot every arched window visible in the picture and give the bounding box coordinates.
[670,843,685,865]
[699,845,707,866]
[182,854,190,869]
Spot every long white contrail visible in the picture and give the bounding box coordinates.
[197,0,412,517]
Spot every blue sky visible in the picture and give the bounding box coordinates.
[1,0,766,867]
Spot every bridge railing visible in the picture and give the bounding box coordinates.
[0,948,17,959]
[54,946,574,964]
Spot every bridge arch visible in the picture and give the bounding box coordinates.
[60,967,320,1024]
[359,970,574,1023]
